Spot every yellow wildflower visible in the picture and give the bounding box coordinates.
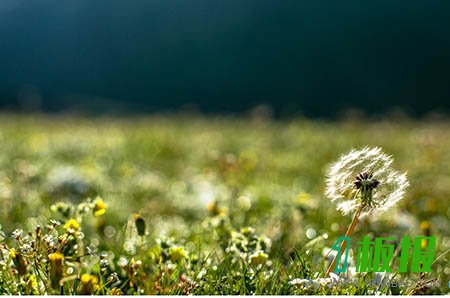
[26,274,39,294]
[169,246,187,263]
[79,274,98,295]
[420,220,431,249]
[250,251,268,266]
[207,201,227,216]
[48,253,64,289]
[11,249,27,275]
[64,219,80,233]
[93,197,107,216]
[109,287,123,295]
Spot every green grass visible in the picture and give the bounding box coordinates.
[0,114,448,295]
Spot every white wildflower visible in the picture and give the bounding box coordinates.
[289,273,342,289]
[325,147,409,216]
[11,229,23,240]
[20,243,32,254]
[100,259,109,268]
[43,234,56,248]
[289,278,320,289]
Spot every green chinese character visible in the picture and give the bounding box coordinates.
[411,236,436,272]
[398,236,436,272]
[356,236,374,272]
[330,236,351,273]
[398,236,411,272]
[372,237,396,272]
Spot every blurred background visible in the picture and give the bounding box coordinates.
[1,0,450,117]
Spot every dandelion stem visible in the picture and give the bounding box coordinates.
[140,236,144,261]
[325,204,363,276]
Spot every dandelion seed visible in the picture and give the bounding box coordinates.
[104,226,116,238]
[118,257,128,268]
[123,241,136,255]
[237,195,252,211]
[325,146,409,216]
[306,228,317,239]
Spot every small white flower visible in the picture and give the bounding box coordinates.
[328,272,342,284]
[50,219,61,226]
[20,243,32,253]
[288,278,305,286]
[289,278,320,289]
[100,259,109,268]
[325,147,409,216]
[289,273,342,290]
[109,272,119,282]
[43,234,56,247]
[11,229,23,239]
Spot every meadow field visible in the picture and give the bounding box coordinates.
[0,114,448,295]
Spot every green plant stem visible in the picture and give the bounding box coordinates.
[140,236,144,261]
[325,204,364,276]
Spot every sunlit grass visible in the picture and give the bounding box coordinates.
[0,114,448,294]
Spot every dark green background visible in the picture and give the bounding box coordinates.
[1,1,449,116]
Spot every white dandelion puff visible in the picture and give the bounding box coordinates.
[325,146,409,216]
[324,147,409,277]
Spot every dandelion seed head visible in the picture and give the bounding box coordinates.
[325,147,409,216]
[118,256,128,267]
